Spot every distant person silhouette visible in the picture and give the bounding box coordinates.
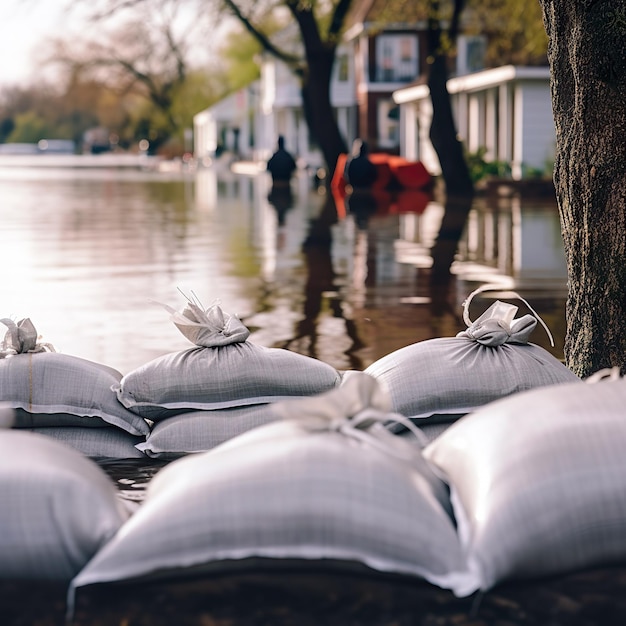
[344,139,378,190]
[267,135,297,186]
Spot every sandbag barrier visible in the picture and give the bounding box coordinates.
[2,292,625,623]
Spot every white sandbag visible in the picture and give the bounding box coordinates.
[423,375,626,594]
[364,297,580,423]
[0,430,129,581]
[136,404,283,459]
[71,373,473,598]
[28,426,146,459]
[114,301,341,421]
[0,403,14,428]
[0,352,150,436]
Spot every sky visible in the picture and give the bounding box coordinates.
[0,1,223,89]
[0,2,79,86]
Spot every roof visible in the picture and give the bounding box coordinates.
[393,65,551,104]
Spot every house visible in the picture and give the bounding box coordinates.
[253,22,356,169]
[193,4,554,180]
[194,83,260,163]
[194,1,430,169]
[393,65,555,180]
[252,1,431,166]
[342,0,429,152]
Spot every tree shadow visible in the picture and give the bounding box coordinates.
[429,193,473,327]
[278,190,365,369]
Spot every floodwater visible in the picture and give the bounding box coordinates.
[0,161,568,376]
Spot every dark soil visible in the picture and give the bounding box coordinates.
[3,565,626,626]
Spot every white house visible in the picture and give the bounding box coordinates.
[393,65,555,180]
[193,4,428,170]
[254,36,357,169]
[193,82,260,162]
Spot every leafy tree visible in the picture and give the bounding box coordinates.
[0,83,73,143]
[45,0,223,153]
[217,20,276,92]
[539,0,626,376]
[6,111,52,143]
[0,118,15,143]
[465,0,548,66]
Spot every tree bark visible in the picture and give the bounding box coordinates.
[287,2,349,174]
[427,1,475,289]
[300,54,348,174]
[539,0,626,376]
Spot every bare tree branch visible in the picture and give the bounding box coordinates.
[328,0,354,41]
[222,0,302,67]
[162,22,187,81]
[286,1,322,54]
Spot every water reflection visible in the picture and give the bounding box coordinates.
[276,193,366,370]
[267,182,295,228]
[0,164,567,376]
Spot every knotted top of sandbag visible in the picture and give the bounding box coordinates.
[456,285,554,347]
[158,295,250,347]
[272,371,429,459]
[0,318,55,358]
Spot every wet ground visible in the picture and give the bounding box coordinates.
[4,562,626,625]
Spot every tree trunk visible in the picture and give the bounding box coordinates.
[427,55,474,200]
[539,0,626,376]
[300,52,348,175]
[292,4,348,176]
[426,4,475,290]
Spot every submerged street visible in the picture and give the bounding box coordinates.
[0,162,567,374]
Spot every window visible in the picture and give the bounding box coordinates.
[378,99,399,148]
[375,35,418,82]
[337,53,349,82]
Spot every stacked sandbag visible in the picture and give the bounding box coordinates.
[25,426,146,459]
[0,428,129,580]
[0,318,150,459]
[423,371,626,594]
[364,294,580,440]
[137,403,284,459]
[114,300,341,422]
[0,403,13,428]
[70,372,474,600]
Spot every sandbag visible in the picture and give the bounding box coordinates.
[136,403,283,459]
[27,426,146,459]
[0,352,150,436]
[423,374,626,594]
[71,373,473,598]
[115,301,341,421]
[364,295,580,425]
[0,430,129,581]
[0,404,13,428]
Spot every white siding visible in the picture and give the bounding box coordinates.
[331,45,357,107]
[393,65,554,180]
[274,62,301,108]
[417,99,440,174]
[467,92,485,153]
[519,82,556,174]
